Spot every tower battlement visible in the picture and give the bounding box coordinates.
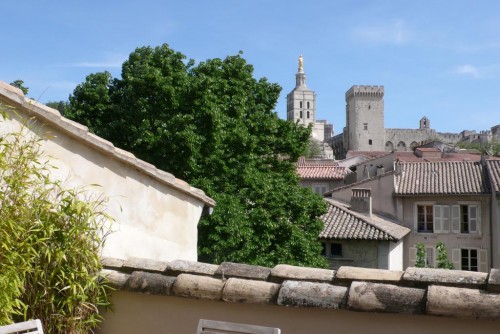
[346,85,384,99]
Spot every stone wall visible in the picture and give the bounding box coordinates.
[99,258,500,334]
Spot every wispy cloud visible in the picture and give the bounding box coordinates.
[352,19,412,45]
[453,64,480,78]
[72,61,123,68]
[63,53,127,68]
[452,64,500,79]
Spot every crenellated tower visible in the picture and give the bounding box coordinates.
[344,85,385,152]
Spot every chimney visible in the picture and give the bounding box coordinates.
[350,188,372,216]
[415,148,441,159]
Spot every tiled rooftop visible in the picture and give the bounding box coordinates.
[296,157,338,166]
[319,199,409,241]
[101,257,500,319]
[486,159,500,194]
[395,151,482,162]
[296,157,348,180]
[395,160,490,195]
[296,165,349,180]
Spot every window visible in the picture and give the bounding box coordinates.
[415,203,479,234]
[461,248,478,271]
[408,245,435,267]
[452,247,487,272]
[331,243,342,257]
[368,139,372,145]
[307,101,310,108]
[300,110,303,118]
[300,101,302,108]
[307,111,310,119]
[425,246,435,267]
[313,184,327,195]
[417,205,433,232]
[363,123,368,130]
[452,204,480,234]
[321,243,326,256]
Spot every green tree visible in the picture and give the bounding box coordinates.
[66,44,328,267]
[0,109,111,332]
[9,80,29,95]
[415,243,427,268]
[45,101,70,115]
[435,241,454,269]
[305,138,322,158]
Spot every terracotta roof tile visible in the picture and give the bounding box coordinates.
[296,165,349,180]
[486,159,500,194]
[395,161,490,195]
[319,200,410,241]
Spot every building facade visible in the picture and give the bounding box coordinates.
[286,56,333,142]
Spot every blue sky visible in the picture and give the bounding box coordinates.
[2,1,499,133]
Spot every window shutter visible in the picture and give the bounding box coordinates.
[451,205,460,233]
[469,205,479,234]
[479,249,488,272]
[452,248,461,270]
[409,247,417,267]
[425,247,435,268]
[434,205,442,233]
[442,205,450,232]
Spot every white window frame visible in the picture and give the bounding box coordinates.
[415,202,480,235]
[452,247,488,272]
[452,202,481,235]
[408,245,435,267]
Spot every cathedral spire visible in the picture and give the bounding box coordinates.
[295,55,307,88]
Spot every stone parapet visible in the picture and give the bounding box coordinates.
[101,258,500,320]
[277,280,346,308]
[269,264,334,283]
[402,267,488,288]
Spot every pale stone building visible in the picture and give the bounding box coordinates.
[0,81,215,263]
[286,56,333,143]
[329,84,499,159]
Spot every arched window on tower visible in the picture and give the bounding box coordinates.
[307,111,310,119]
[300,101,303,108]
[300,110,303,118]
[307,102,310,108]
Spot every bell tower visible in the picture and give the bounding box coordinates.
[286,55,316,127]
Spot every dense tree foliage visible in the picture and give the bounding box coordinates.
[45,101,70,115]
[66,44,328,267]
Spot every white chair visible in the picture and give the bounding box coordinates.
[0,320,44,334]
[197,319,280,334]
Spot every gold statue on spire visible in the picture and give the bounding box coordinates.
[298,54,304,72]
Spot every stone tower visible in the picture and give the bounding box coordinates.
[287,55,316,128]
[344,85,384,152]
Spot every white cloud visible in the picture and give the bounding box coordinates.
[72,61,123,68]
[452,64,500,79]
[453,64,480,78]
[65,53,127,68]
[352,19,412,45]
